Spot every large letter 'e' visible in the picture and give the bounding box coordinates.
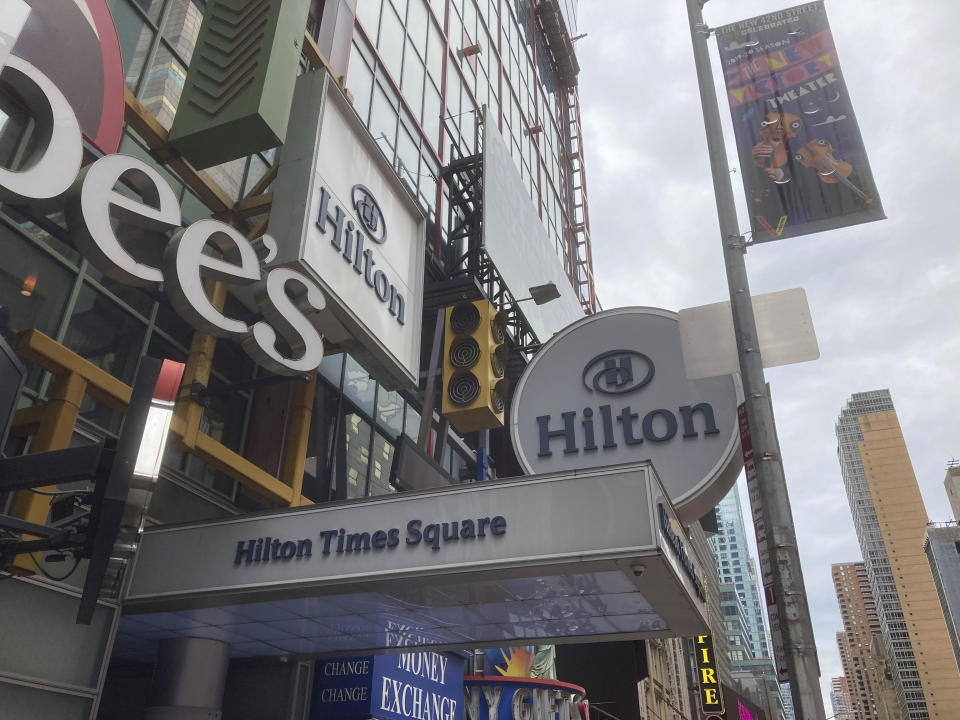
[0,1,83,201]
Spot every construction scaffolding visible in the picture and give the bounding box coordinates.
[534,0,598,314]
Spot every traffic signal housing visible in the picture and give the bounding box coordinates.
[441,299,508,433]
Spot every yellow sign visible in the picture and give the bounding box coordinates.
[695,634,724,716]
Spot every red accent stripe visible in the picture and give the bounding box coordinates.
[86,0,125,154]
[464,676,586,696]
[153,360,186,404]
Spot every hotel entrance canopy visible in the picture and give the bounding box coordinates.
[116,463,709,662]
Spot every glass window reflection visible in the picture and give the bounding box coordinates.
[0,228,74,351]
[343,355,375,415]
[377,387,404,438]
[139,44,187,130]
[63,284,145,385]
[107,0,155,91]
[343,412,371,498]
[369,433,396,496]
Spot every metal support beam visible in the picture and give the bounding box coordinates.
[684,1,825,717]
[0,442,105,492]
[0,514,64,539]
[280,371,317,507]
[418,312,445,451]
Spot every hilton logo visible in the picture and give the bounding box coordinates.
[582,349,654,394]
[317,184,404,325]
[537,350,720,457]
[352,184,386,244]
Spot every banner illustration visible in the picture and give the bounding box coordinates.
[715,2,885,241]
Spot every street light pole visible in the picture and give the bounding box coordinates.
[683,0,826,717]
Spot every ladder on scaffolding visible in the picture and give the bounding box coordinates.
[565,85,598,314]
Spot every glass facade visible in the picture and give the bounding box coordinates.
[709,487,789,718]
[923,526,960,673]
[710,488,772,660]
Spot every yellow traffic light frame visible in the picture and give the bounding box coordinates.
[441,299,508,433]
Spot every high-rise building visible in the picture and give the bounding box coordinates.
[710,488,770,660]
[831,561,884,720]
[869,634,904,720]
[780,682,795,720]
[835,390,960,720]
[710,488,788,718]
[922,522,960,672]
[720,582,753,664]
[830,676,856,720]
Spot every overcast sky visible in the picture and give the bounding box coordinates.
[576,0,960,711]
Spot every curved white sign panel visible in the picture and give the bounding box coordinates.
[510,307,743,524]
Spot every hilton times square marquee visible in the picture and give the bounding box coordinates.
[120,307,739,674]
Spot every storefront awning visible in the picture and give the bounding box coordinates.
[115,463,709,663]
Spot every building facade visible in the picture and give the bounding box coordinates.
[944,466,960,521]
[710,488,771,661]
[720,582,753,664]
[831,561,884,720]
[779,683,795,720]
[830,676,855,720]
[709,487,787,719]
[922,523,960,673]
[637,637,692,720]
[835,390,960,720]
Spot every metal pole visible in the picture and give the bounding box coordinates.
[683,1,825,717]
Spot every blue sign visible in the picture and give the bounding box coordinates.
[312,651,463,720]
[313,657,374,719]
[372,652,463,720]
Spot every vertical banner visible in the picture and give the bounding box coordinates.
[715,2,884,242]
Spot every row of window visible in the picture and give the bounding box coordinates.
[353,0,574,275]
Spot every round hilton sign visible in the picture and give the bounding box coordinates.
[510,307,743,524]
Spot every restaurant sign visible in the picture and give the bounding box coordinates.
[0,1,422,386]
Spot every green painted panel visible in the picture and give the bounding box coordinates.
[167,0,310,170]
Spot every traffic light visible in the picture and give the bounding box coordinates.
[441,299,508,433]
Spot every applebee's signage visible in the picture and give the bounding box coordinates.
[510,308,743,524]
[0,1,322,375]
[0,1,422,384]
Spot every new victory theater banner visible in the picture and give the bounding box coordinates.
[715,1,884,242]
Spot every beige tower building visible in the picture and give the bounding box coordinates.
[836,390,960,720]
[832,562,886,720]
